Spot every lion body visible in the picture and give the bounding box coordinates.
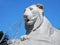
[20,16,60,45]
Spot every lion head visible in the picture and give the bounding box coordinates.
[24,4,44,34]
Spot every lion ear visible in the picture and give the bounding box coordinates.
[36,4,44,10]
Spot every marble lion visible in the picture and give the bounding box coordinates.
[7,4,60,45]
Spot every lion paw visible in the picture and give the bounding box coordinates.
[20,35,29,41]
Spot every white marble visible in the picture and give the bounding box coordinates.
[7,4,60,45]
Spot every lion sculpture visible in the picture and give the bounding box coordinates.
[7,4,60,45]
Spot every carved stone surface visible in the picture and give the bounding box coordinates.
[7,4,60,45]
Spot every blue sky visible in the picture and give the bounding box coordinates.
[0,0,60,39]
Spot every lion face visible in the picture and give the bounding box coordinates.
[24,4,44,26]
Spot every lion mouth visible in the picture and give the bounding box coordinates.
[26,19,30,22]
[24,18,34,25]
[24,18,30,22]
[24,15,37,25]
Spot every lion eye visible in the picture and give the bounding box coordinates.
[29,8,33,10]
